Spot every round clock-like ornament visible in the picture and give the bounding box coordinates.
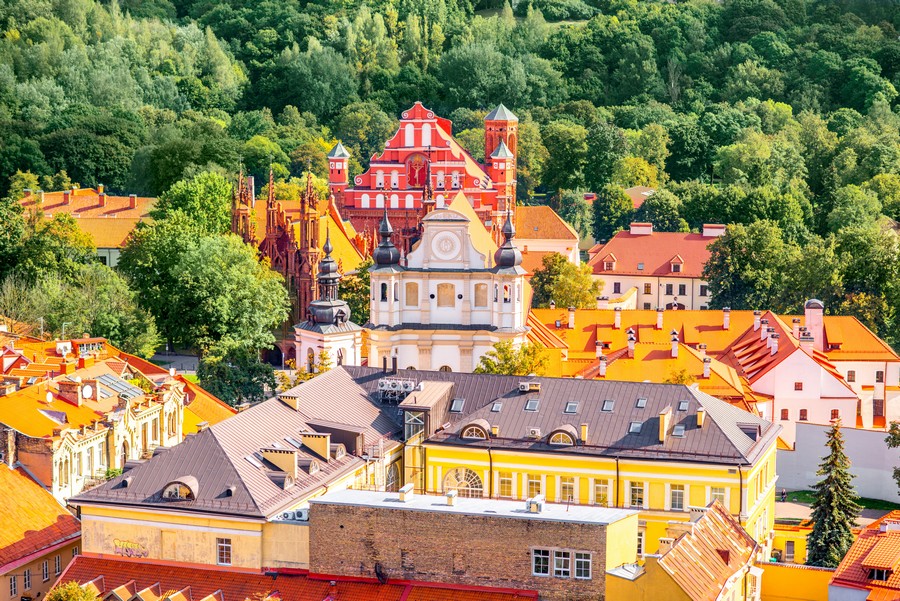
[432,232,460,260]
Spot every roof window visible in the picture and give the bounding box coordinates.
[525,399,540,412]
[637,262,644,270]
[491,402,502,413]
[602,399,615,412]
[636,398,647,408]
[564,401,579,414]
[677,400,689,411]
[245,454,263,468]
[673,424,686,437]
[450,398,466,413]
[629,421,642,434]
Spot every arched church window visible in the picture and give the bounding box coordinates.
[376,194,384,208]
[439,365,453,372]
[394,282,399,301]
[405,194,414,208]
[308,348,316,371]
[361,193,370,208]
[503,284,511,303]
[404,123,415,147]
[390,194,399,208]
[437,283,455,307]
[436,170,445,189]
[376,171,385,188]
[443,467,482,498]
[337,348,344,366]
[380,283,388,302]
[437,194,445,209]
[405,282,419,307]
[422,123,432,147]
[391,171,399,188]
[452,172,461,189]
[474,283,488,307]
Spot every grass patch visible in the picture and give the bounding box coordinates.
[786,490,900,511]
[183,374,199,383]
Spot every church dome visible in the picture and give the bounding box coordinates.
[373,209,401,266]
[494,210,523,269]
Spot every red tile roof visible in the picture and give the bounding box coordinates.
[0,465,80,571]
[60,556,538,601]
[624,186,656,209]
[833,512,900,595]
[588,229,719,278]
[515,206,578,241]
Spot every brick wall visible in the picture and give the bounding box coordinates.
[309,502,609,601]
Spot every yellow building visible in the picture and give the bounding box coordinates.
[373,367,781,558]
[70,368,404,570]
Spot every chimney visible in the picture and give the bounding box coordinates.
[697,407,706,428]
[598,355,607,377]
[698,343,707,358]
[549,300,556,310]
[614,307,622,330]
[629,222,653,236]
[63,190,71,205]
[656,308,664,330]
[760,319,769,341]
[491,425,499,437]
[129,194,137,209]
[659,406,672,443]
[723,307,731,330]
[804,299,825,351]
[57,380,84,407]
[596,296,609,310]
[703,358,711,379]
[23,189,31,198]
[568,307,576,329]
[399,482,414,502]
[792,318,801,339]
[627,335,635,359]
[753,311,761,331]
[446,489,458,506]
[658,537,676,554]
[800,335,814,353]
[580,423,589,444]
[98,191,107,207]
[771,334,779,355]
[671,335,679,358]
[38,190,45,204]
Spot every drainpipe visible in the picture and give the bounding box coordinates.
[738,465,744,517]
[487,446,494,498]
[615,456,621,508]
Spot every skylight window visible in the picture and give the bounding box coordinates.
[284,436,302,449]
[565,401,579,414]
[525,399,540,412]
[602,400,614,412]
[450,398,466,413]
[491,402,502,413]
[636,398,647,408]
[637,262,645,270]
[677,400,689,412]
[673,425,686,437]
[629,421,642,434]
[245,455,263,468]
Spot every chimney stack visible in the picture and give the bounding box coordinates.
[804,299,825,351]
[703,357,711,378]
[399,483,414,502]
[765,327,775,347]
[771,334,780,355]
[580,423,589,444]
[671,335,679,358]
[627,334,635,358]
[800,335,815,352]
[659,406,672,443]
[549,300,556,310]
[614,307,622,330]
[697,407,706,428]
[658,537,676,554]
[596,296,609,310]
[760,320,769,342]
[656,308,664,330]
[23,189,31,198]
[698,343,707,358]
[129,194,137,209]
[723,307,731,330]
[753,311,761,331]
[598,355,607,377]
[97,184,104,194]
[446,489,458,506]
[98,191,107,207]
[568,307,576,329]
[63,190,71,205]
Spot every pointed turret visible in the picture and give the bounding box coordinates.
[328,142,351,206]
[493,208,524,272]
[373,209,401,267]
[304,229,350,325]
[327,142,351,159]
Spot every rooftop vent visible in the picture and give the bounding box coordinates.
[378,377,415,403]
[526,495,545,513]
[399,483,414,502]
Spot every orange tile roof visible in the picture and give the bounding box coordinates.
[175,375,236,430]
[658,501,757,601]
[0,465,80,570]
[624,186,655,209]
[61,556,539,601]
[588,230,718,278]
[833,512,900,594]
[516,205,578,241]
[20,188,155,248]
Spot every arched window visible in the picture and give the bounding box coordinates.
[437,194,445,209]
[393,282,399,301]
[337,348,344,366]
[422,123,432,147]
[503,284,511,303]
[452,172,461,189]
[405,194,414,208]
[376,193,385,208]
[437,283,455,307]
[436,170,445,189]
[474,283,488,307]
[404,123,415,147]
[308,348,315,371]
[385,463,400,492]
[380,283,388,302]
[443,468,483,498]
[361,193,370,208]
[390,194,399,208]
[162,481,195,500]
[391,171,399,188]
[376,171,385,188]
[549,432,574,446]
[462,425,487,439]
[405,282,419,307]
[439,365,452,372]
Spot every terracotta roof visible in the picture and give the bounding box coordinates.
[61,556,538,601]
[0,465,80,570]
[833,512,900,594]
[588,230,718,278]
[20,188,155,249]
[624,186,655,209]
[175,376,236,431]
[658,501,757,601]
[516,206,578,241]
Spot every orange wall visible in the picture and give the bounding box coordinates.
[760,562,833,601]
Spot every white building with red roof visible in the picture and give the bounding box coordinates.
[588,222,726,310]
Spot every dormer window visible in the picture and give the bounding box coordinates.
[671,263,681,273]
[604,262,615,271]
[549,431,574,446]
[162,476,198,500]
[462,425,488,440]
[869,569,891,581]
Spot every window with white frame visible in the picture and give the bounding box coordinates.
[217,538,232,566]
[637,531,645,556]
[23,569,30,591]
[710,487,727,505]
[594,481,609,506]
[554,551,571,577]
[629,482,644,508]
[560,477,575,502]
[532,549,550,576]
[574,553,592,579]
[72,546,79,557]
[670,484,685,511]
[9,576,15,598]
[499,472,513,497]
[41,560,49,582]
[54,555,61,575]
[527,475,542,498]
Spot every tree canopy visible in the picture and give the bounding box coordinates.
[530,252,601,309]
[474,341,548,376]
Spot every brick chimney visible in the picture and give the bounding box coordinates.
[23,189,32,199]
[62,190,71,205]
[129,194,137,209]
[656,308,664,330]
[99,190,107,206]
[568,307,576,329]
[703,357,711,378]
[57,380,84,407]
[753,311,761,331]
[723,307,731,330]
[614,307,622,330]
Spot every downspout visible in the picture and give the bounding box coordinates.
[487,446,494,498]
[615,456,620,507]
[738,464,744,517]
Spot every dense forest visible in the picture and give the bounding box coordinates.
[2,0,900,372]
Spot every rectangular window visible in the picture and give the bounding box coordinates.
[613,282,621,294]
[55,555,61,575]
[72,546,79,557]
[637,532,645,556]
[473,283,487,308]
[630,482,644,508]
[527,475,542,498]
[643,302,651,309]
[42,561,49,582]
[875,399,886,417]
[670,484,685,511]
[672,264,682,273]
[877,371,885,383]
[799,409,808,421]
[602,399,614,412]
[499,472,513,497]
[436,283,455,307]
[643,284,652,295]
[604,261,614,271]
[678,284,686,295]
[637,262,644,270]
[525,399,540,412]
[216,538,232,566]
[794,382,803,391]
[869,568,891,581]
[594,481,609,506]
[700,285,708,297]
[665,284,673,295]
[405,282,419,307]
[532,549,550,576]
[449,398,465,413]
[847,370,856,382]
[565,401,579,414]
[831,409,840,420]
[560,477,575,502]
[780,409,789,420]
[404,411,425,441]
[23,570,30,591]
[710,487,726,505]
[785,541,795,562]
[629,421,642,434]
[9,576,16,598]
[574,552,592,579]
[554,551,571,578]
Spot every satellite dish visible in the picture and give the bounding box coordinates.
[82,385,93,399]
[45,391,53,404]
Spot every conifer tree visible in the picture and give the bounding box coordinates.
[806,420,861,567]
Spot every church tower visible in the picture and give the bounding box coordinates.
[295,172,322,321]
[484,104,518,238]
[292,230,362,370]
[327,142,351,207]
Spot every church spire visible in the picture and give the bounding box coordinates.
[316,226,340,302]
[493,207,523,270]
[373,208,401,267]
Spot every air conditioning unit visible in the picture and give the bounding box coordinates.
[296,508,310,521]
[528,427,542,438]
[518,382,530,393]
[402,381,415,392]
[281,511,296,520]
[390,381,400,390]
[519,382,541,393]
[378,380,389,391]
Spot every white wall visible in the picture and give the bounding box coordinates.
[594,275,711,310]
[778,422,900,503]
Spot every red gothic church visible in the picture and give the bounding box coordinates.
[328,102,519,251]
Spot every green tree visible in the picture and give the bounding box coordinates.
[557,189,592,239]
[884,421,900,495]
[45,582,97,601]
[332,102,397,168]
[530,252,601,309]
[635,190,689,232]
[474,341,548,376]
[198,341,275,406]
[541,120,587,194]
[15,213,96,284]
[584,121,627,192]
[338,258,372,325]
[591,184,634,242]
[153,172,233,235]
[806,420,861,568]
